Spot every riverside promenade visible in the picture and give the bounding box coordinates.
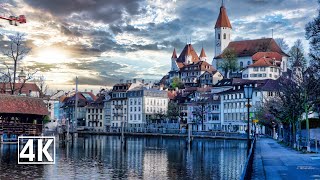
[252,137,320,180]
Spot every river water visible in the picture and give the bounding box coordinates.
[0,135,247,180]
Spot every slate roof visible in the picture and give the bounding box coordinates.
[0,95,48,115]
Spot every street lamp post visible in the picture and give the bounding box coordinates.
[244,84,253,154]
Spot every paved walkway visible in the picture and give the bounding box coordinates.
[252,137,320,180]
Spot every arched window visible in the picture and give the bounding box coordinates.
[223,33,226,39]
[240,62,243,69]
[247,61,251,65]
[218,33,221,40]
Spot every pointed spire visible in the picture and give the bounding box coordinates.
[199,47,207,58]
[171,48,177,59]
[215,1,232,29]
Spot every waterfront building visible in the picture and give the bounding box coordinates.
[104,93,112,132]
[110,79,144,131]
[86,94,105,132]
[0,95,48,136]
[127,87,168,129]
[60,92,96,128]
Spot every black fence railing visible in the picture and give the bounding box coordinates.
[240,137,256,180]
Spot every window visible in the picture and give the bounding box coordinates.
[260,67,266,71]
[270,67,274,72]
[253,67,259,72]
[247,61,251,65]
[243,74,248,78]
[263,73,267,77]
[218,33,221,39]
[223,33,226,39]
[88,109,90,113]
[130,107,132,112]
[138,107,141,111]
[269,74,272,77]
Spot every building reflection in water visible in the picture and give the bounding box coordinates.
[0,136,246,179]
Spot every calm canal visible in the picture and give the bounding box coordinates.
[0,135,247,179]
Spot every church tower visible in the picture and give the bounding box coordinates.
[214,1,232,56]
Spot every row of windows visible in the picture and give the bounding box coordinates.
[113,108,126,113]
[224,113,246,121]
[268,91,280,96]
[224,91,259,101]
[217,33,230,40]
[146,99,166,106]
[87,114,103,120]
[88,122,103,127]
[130,99,141,105]
[224,102,245,109]
[130,107,141,112]
[146,107,165,113]
[207,114,219,121]
[239,61,251,69]
[182,71,200,77]
[253,67,266,72]
[112,116,126,121]
[112,92,126,98]
[87,108,102,114]
[112,100,126,105]
[130,114,141,121]
[243,74,278,78]
[224,93,244,100]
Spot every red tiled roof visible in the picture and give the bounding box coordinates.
[199,47,207,57]
[248,57,275,67]
[0,83,40,95]
[171,48,177,59]
[0,95,48,115]
[252,52,282,61]
[215,38,288,58]
[215,5,232,29]
[176,44,199,63]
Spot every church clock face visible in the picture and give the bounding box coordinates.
[216,40,221,47]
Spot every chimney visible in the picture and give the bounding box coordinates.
[133,78,136,83]
[142,79,145,83]
[120,79,123,83]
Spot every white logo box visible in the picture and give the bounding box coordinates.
[18,136,56,165]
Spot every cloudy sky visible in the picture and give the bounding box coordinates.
[0,0,318,92]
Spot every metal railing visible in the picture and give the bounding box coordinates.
[240,137,256,180]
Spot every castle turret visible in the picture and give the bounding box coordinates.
[171,48,179,71]
[199,47,208,62]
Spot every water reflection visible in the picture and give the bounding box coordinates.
[0,136,247,180]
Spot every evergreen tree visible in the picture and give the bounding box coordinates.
[305,0,320,69]
[288,39,307,70]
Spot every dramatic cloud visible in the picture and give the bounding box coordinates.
[0,0,317,92]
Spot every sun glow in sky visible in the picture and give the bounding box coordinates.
[0,0,318,93]
[34,48,70,64]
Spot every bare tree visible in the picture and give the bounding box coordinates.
[35,75,49,98]
[0,32,32,95]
